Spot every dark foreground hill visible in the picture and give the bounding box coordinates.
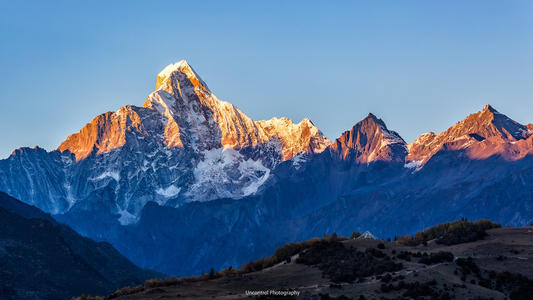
[97,221,533,300]
[0,192,160,300]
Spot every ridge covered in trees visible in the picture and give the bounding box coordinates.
[395,219,501,246]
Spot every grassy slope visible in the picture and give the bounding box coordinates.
[101,224,533,300]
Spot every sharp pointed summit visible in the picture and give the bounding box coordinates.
[407,104,533,164]
[459,104,528,140]
[154,60,208,92]
[329,114,407,163]
[482,104,497,113]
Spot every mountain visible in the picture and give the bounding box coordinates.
[330,113,407,163]
[59,61,329,162]
[0,192,159,300]
[0,60,330,224]
[407,104,533,166]
[1,60,533,278]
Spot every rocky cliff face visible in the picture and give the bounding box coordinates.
[0,60,330,223]
[407,105,533,166]
[329,113,407,163]
[59,61,330,162]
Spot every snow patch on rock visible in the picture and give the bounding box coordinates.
[93,171,120,181]
[291,154,307,169]
[118,208,137,225]
[239,158,270,196]
[156,185,181,198]
[404,160,423,172]
[188,147,271,201]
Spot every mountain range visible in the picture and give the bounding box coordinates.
[1,60,533,276]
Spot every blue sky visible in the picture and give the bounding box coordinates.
[1,1,532,158]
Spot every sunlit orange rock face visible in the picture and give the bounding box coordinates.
[59,60,330,161]
[407,105,533,165]
[58,106,147,160]
[326,104,532,166]
[330,113,407,163]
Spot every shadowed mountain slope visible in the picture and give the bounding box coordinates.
[0,192,160,300]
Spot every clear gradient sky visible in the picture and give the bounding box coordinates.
[1,1,532,158]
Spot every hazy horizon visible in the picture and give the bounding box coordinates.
[2,1,533,158]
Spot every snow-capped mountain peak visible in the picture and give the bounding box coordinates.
[142,61,330,155]
[7,60,331,220]
[155,60,208,91]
